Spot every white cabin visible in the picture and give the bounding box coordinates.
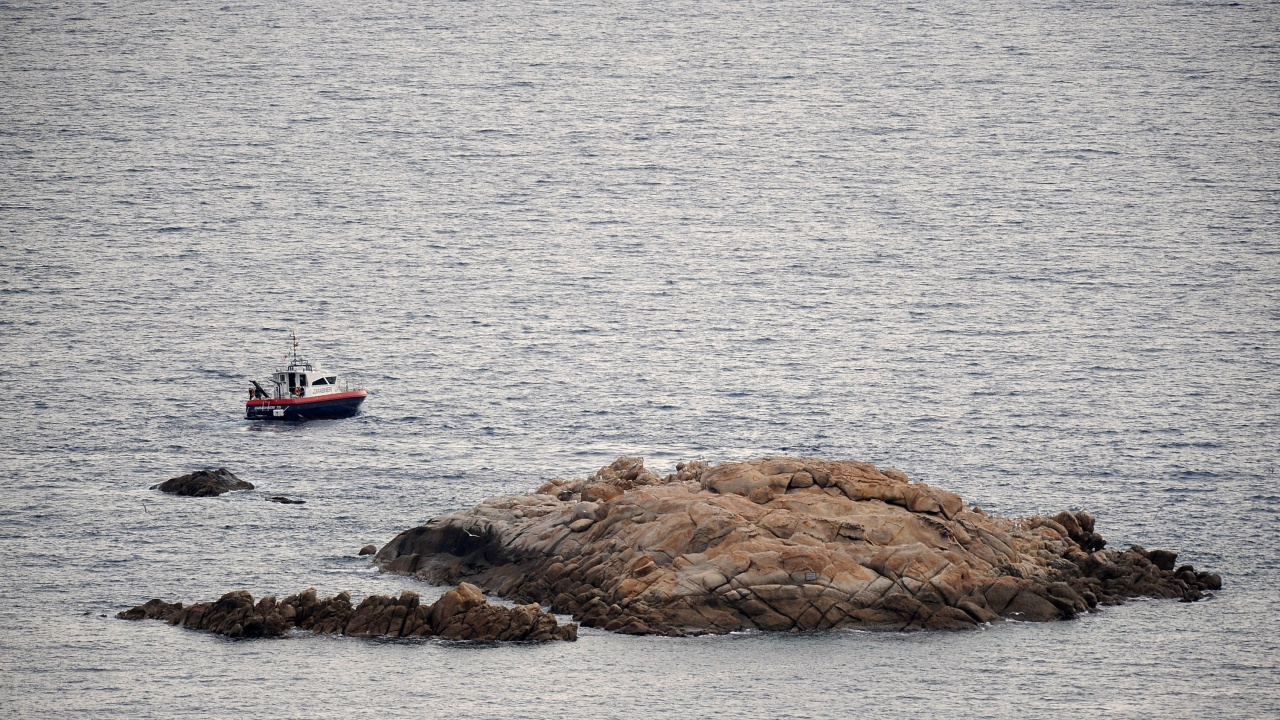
[272,359,348,398]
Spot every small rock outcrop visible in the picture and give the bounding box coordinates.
[266,496,305,504]
[151,468,253,497]
[359,545,378,556]
[376,456,1222,635]
[117,583,577,642]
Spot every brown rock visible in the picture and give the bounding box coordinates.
[923,605,978,630]
[1146,549,1178,572]
[428,582,487,631]
[957,599,998,624]
[700,462,790,503]
[789,471,815,489]
[358,545,377,556]
[150,468,253,497]
[581,483,624,504]
[118,584,574,643]
[1003,590,1063,622]
[1052,511,1082,537]
[1076,512,1096,533]
[116,598,184,622]
[376,455,1221,636]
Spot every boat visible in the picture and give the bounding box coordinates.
[245,333,366,421]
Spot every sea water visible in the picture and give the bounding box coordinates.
[1,1,1278,717]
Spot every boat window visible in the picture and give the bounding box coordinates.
[312,377,329,386]
[299,374,308,386]
[288,373,296,387]
[325,376,336,385]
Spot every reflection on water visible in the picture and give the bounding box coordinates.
[1,0,1278,717]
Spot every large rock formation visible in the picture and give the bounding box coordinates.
[117,583,576,642]
[376,456,1221,635]
[151,468,253,497]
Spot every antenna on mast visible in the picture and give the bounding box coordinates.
[290,329,299,365]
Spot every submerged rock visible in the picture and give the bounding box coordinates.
[266,496,305,504]
[117,583,576,642]
[376,456,1221,635]
[151,468,253,497]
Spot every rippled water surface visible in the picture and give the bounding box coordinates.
[2,1,1278,717]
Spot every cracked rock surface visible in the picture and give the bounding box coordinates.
[117,583,577,642]
[376,456,1222,635]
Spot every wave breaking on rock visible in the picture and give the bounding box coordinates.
[376,456,1221,635]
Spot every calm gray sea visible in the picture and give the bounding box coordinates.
[2,0,1278,717]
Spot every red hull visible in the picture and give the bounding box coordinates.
[246,390,367,420]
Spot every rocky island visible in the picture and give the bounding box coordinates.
[377,456,1221,635]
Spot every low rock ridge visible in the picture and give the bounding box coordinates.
[376,456,1222,635]
[117,583,577,642]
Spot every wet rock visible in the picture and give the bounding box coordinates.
[151,468,253,497]
[1146,549,1178,572]
[266,496,305,505]
[358,545,377,556]
[1004,590,1064,622]
[116,598,182,621]
[117,583,575,643]
[376,456,1222,636]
